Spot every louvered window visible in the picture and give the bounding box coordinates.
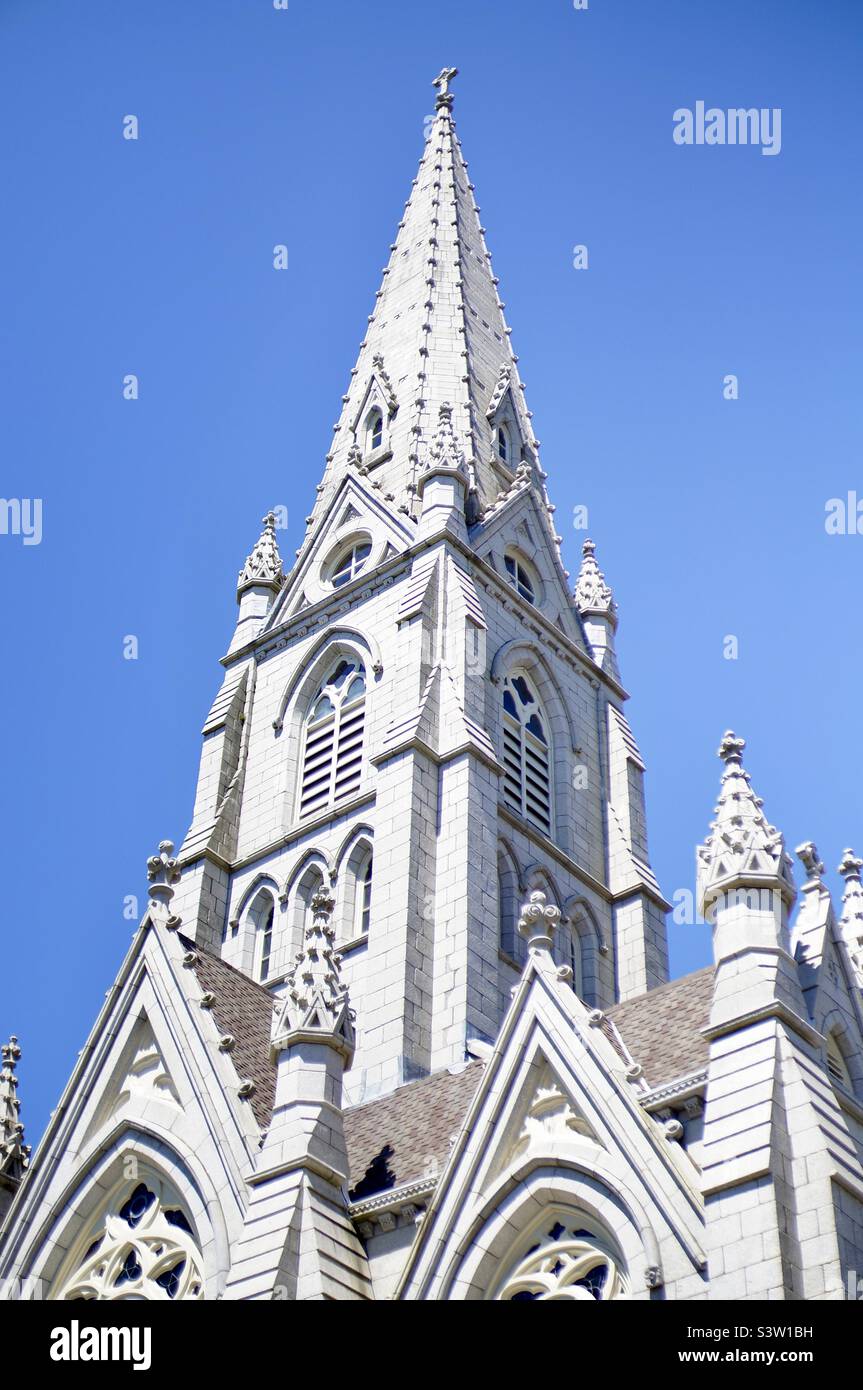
[826,1033,852,1090]
[299,659,366,819]
[502,672,551,835]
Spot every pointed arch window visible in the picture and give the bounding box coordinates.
[248,889,277,982]
[357,848,373,936]
[497,425,509,462]
[53,1177,205,1301]
[365,408,384,454]
[299,659,366,818]
[502,672,552,835]
[493,1216,626,1302]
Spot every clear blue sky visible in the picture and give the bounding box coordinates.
[1,0,861,1146]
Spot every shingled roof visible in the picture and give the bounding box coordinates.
[345,1062,483,1200]
[183,935,277,1130]
[184,938,714,1192]
[606,965,714,1089]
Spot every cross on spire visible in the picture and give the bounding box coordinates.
[433,66,458,107]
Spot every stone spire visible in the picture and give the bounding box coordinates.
[304,69,544,532]
[838,849,863,986]
[272,887,355,1062]
[574,539,620,680]
[697,731,797,922]
[417,401,470,541]
[237,512,285,596]
[0,1036,29,1188]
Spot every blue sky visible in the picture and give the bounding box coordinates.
[1,0,861,1145]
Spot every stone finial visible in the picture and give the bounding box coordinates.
[432,66,458,110]
[0,1036,30,1182]
[237,512,286,596]
[517,890,561,955]
[697,732,797,918]
[838,849,863,984]
[573,539,618,628]
[796,841,825,883]
[146,840,181,926]
[272,887,355,1062]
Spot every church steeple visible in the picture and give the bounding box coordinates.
[305,68,543,540]
[0,1036,29,1217]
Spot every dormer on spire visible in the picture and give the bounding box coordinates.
[574,539,620,680]
[0,1036,29,1196]
[272,887,355,1064]
[838,849,863,986]
[417,401,469,542]
[237,512,285,597]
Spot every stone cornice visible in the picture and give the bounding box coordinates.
[702,1000,822,1048]
[348,1177,436,1220]
[641,1070,708,1111]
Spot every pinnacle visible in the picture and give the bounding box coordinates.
[238,511,285,595]
[697,732,796,911]
[0,1034,29,1181]
[574,538,617,624]
[272,887,355,1060]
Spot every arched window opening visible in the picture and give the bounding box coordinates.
[248,891,277,983]
[299,659,366,818]
[493,1215,626,1302]
[502,672,551,835]
[498,854,524,964]
[330,540,372,589]
[365,408,384,454]
[826,1032,853,1091]
[291,865,325,954]
[505,552,536,605]
[357,849,373,936]
[497,425,509,462]
[53,1176,205,1302]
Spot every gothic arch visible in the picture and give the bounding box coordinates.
[16,1128,229,1302]
[498,841,523,963]
[490,639,578,753]
[434,1158,662,1302]
[282,848,334,900]
[272,627,381,736]
[820,1006,863,1097]
[332,823,375,881]
[231,872,280,929]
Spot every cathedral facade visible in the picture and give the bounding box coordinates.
[3,70,863,1303]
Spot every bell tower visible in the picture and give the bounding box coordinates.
[169,71,670,1103]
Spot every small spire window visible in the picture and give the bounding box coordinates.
[505,553,536,605]
[826,1032,853,1091]
[497,425,509,462]
[366,408,384,454]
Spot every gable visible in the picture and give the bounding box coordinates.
[263,473,414,627]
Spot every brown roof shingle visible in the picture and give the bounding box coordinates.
[182,938,714,1191]
[344,1062,484,1199]
[183,935,277,1130]
[606,965,714,1089]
